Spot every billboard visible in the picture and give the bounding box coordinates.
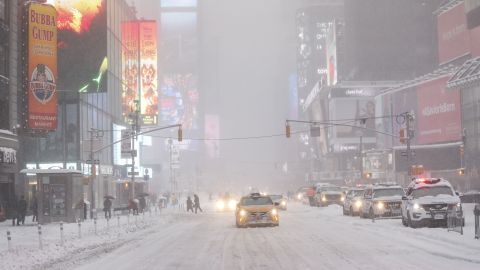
[121,21,159,126]
[326,21,337,86]
[437,2,470,64]
[417,77,461,144]
[51,0,107,93]
[329,98,375,138]
[204,114,219,158]
[159,74,199,130]
[26,2,58,130]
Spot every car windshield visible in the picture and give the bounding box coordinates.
[241,197,273,206]
[319,186,341,192]
[412,186,453,198]
[373,188,404,198]
[349,190,364,197]
[269,195,282,201]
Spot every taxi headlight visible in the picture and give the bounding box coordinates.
[281,201,287,206]
[216,201,225,210]
[321,196,327,202]
[271,209,278,216]
[376,202,384,209]
[355,200,362,208]
[239,209,246,216]
[228,200,237,210]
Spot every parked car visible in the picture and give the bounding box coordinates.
[343,188,364,216]
[360,184,404,219]
[401,178,463,228]
[315,185,345,207]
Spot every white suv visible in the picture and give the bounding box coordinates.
[401,178,462,228]
[360,184,404,218]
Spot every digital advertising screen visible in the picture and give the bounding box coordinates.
[48,0,107,93]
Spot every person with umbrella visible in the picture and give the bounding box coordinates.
[103,195,113,219]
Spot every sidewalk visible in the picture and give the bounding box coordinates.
[0,207,173,270]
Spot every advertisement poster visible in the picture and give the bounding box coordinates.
[326,21,337,86]
[122,21,159,125]
[204,114,220,158]
[121,21,140,116]
[27,3,58,130]
[437,2,470,64]
[139,21,159,125]
[417,77,461,144]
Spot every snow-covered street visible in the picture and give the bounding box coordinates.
[2,202,473,270]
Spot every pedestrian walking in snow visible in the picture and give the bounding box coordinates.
[129,199,139,215]
[139,197,146,213]
[193,194,203,214]
[8,198,18,226]
[186,197,194,213]
[31,197,38,222]
[103,197,112,219]
[17,196,27,225]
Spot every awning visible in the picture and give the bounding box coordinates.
[447,57,480,89]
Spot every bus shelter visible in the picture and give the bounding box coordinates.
[21,169,84,224]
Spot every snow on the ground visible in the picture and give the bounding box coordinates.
[0,207,181,270]
[1,202,479,270]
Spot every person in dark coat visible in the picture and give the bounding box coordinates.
[139,197,146,213]
[186,196,194,213]
[8,197,18,226]
[103,197,112,219]
[129,199,138,215]
[17,196,27,225]
[193,194,203,214]
[31,197,38,222]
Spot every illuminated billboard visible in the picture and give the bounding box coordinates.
[49,0,107,93]
[121,21,159,126]
[437,2,470,64]
[160,74,199,130]
[26,2,58,130]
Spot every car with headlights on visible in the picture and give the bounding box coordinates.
[215,193,238,211]
[342,188,364,216]
[314,185,345,207]
[235,193,279,228]
[270,194,287,210]
[360,184,404,219]
[401,178,463,228]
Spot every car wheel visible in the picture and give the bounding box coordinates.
[407,212,417,228]
[401,212,408,227]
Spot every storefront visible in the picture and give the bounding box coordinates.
[0,131,18,220]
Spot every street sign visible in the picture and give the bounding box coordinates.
[86,159,100,164]
[127,171,140,176]
[121,130,133,159]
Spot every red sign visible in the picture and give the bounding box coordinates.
[417,77,461,145]
[437,2,470,64]
[470,25,480,57]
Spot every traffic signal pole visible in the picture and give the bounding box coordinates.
[406,112,413,177]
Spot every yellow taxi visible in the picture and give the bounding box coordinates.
[235,193,279,228]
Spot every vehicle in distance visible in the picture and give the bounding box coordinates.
[361,184,404,219]
[314,185,345,207]
[270,194,287,210]
[343,188,364,216]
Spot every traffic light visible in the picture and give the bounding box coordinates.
[178,126,183,142]
[399,128,406,144]
[411,165,425,176]
[458,168,465,176]
[459,145,464,156]
[286,123,291,138]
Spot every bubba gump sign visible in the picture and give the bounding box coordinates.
[26,2,58,130]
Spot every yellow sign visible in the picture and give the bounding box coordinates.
[27,3,58,130]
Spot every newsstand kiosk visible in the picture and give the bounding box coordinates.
[21,169,84,224]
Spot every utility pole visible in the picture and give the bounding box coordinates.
[88,128,103,219]
[130,102,140,200]
[359,135,363,180]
